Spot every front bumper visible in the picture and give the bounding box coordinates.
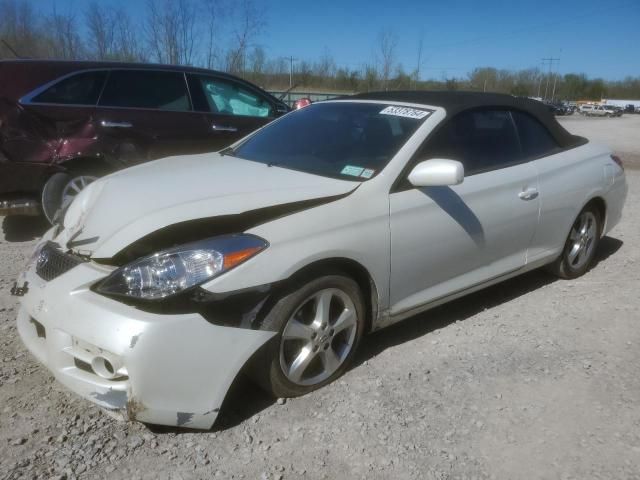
[16,255,275,429]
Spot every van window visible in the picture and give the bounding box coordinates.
[99,70,190,111]
[31,71,107,105]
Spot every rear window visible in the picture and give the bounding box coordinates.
[512,111,559,159]
[31,71,107,105]
[99,70,190,111]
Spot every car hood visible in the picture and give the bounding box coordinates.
[59,153,358,259]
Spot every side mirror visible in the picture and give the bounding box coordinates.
[408,159,464,187]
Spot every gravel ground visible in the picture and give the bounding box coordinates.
[558,114,640,169]
[1,123,640,479]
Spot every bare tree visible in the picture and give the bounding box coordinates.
[146,0,198,65]
[85,3,117,59]
[43,6,84,59]
[377,29,397,90]
[0,0,45,58]
[225,0,265,74]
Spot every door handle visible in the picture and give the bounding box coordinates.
[518,188,539,200]
[100,120,132,128]
[212,124,238,132]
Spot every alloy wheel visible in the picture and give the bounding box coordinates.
[279,288,358,386]
[567,211,597,270]
[61,175,98,210]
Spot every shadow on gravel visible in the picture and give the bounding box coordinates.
[354,235,623,368]
[145,375,275,435]
[2,215,49,242]
[144,236,623,434]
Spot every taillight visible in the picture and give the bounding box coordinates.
[611,154,624,171]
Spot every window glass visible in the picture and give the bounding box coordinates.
[512,110,559,158]
[196,76,271,117]
[99,70,190,111]
[32,71,107,105]
[232,102,428,180]
[422,109,522,175]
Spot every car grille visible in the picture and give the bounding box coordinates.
[35,242,86,281]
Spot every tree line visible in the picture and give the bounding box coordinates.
[1,0,639,100]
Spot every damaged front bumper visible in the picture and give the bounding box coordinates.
[16,255,276,429]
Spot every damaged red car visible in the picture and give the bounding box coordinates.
[0,60,289,222]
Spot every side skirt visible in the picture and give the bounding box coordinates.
[373,256,554,331]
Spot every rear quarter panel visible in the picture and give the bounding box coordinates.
[527,142,623,263]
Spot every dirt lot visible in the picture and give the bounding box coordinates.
[558,113,640,169]
[1,117,639,480]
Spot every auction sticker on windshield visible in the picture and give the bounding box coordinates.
[380,106,432,119]
[341,165,365,177]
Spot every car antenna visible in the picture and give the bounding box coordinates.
[1,39,22,58]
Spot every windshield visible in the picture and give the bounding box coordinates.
[232,102,431,181]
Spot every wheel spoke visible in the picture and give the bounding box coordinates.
[315,290,333,325]
[70,182,82,194]
[288,347,315,383]
[319,347,341,373]
[332,308,355,334]
[569,229,580,241]
[283,319,314,341]
[567,244,581,265]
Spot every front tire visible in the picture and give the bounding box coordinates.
[252,274,365,398]
[41,170,100,224]
[547,206,602,279]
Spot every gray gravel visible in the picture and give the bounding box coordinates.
[558,114,640,169]
[1,130,639,479]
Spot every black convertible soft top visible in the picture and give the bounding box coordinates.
[343,91,586,149]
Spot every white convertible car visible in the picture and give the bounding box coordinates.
[13,92,627,429]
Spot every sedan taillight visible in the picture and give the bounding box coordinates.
[610,154,624,171]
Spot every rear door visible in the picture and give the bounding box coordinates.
[389,109,540,315]
[186,74,277,151]
[95,69,209,167]
[0,70,106,193]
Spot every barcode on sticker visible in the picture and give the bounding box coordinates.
[379,106,431,119]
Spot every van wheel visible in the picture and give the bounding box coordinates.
[41,170,100,224]
[546,206,602,279]
[251,274,365,398]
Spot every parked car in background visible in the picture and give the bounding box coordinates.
[544,102,567,116]
[601,105,622,117]
[579,104,595,115]
[624,104,635,114]
[0,60,289,222]
[13,91,627,429]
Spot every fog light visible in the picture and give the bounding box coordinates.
[91,356,119,380]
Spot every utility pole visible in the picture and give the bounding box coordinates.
[289,56,298,89]
[541,57,560,101]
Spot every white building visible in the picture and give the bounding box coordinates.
[603,99,640,109]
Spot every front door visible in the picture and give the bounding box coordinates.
[389,109,540,316]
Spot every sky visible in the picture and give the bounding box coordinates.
[50,0,639,80]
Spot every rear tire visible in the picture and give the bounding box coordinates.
[250,274,365,398]
[546,205,602,279]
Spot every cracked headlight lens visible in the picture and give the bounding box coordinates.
[96,234,267,299]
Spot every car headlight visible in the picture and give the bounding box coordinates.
[96,234,268,300]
